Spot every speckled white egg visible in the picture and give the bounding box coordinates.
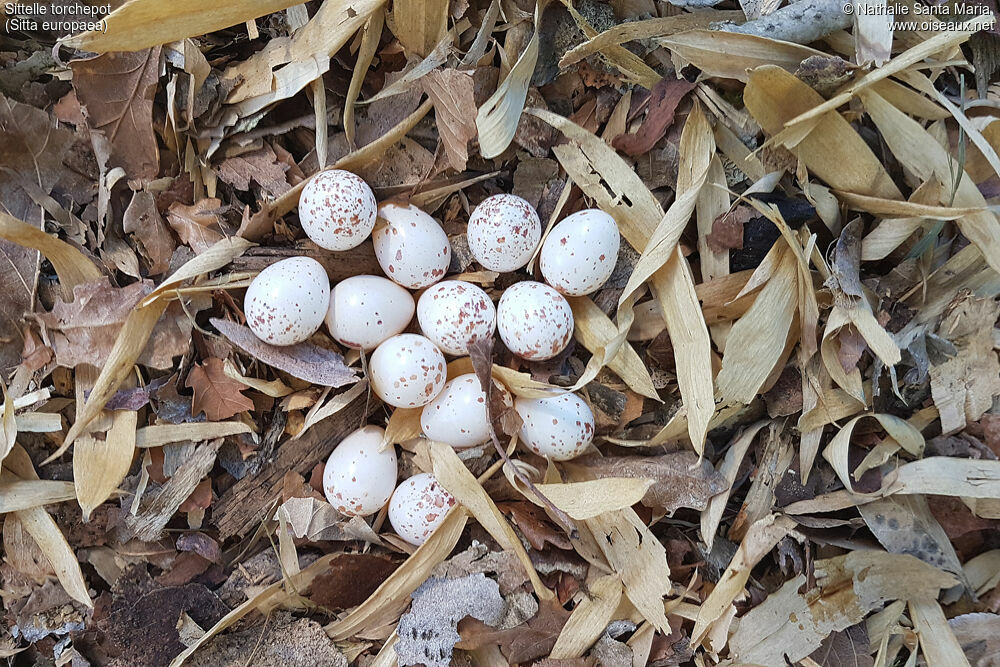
[467,194,541,272]
[245,257,330,346]
[496,281,574,360]
[372,203,451,289]
[370,334,447,408]
[298,170,377,251]
[515,393,595,461]
[421,373,496,448]
[323,425,397,517]
[540,209,620,296]
[417,281,496,356]
[326,275,414,350]
[388,473,457,546]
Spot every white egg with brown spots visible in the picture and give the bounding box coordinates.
[245,257,330,346]
[540,209,620,296]
[323,425,397,517]
[370,334,447,408]
[467,194,541,272]
[373,203,451,289]
[388,473,456,546]
[496,281,574,360]
[326,275,414,350]
[515,393,595,461]
[420,373,505,449]
[417,281,496,356]
[298,170,377,251]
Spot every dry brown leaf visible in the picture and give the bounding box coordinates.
[124,192,176,275]
[423,69,478,172]
[611,78,696,156]
[186,358,254,421]
[70,48,161,181]
[166,199,226,254]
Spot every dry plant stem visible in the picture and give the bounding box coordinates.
[715,0,852,44]
[468,339,578,538]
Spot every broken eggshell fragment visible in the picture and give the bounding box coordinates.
[373,202,451,289]
[323,425,398,517]
[244,256,330,346]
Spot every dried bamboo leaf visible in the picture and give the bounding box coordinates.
[74,408,137,520]
[661,31,829,82]
[135,422,252,448]
[550,574,623,658]
[62,0,306,52]
[560,12,745,67]
[715,245,798,405]
[0,479,78,512]
[822,413,924,493]
[528,478,654,520]
[860,89,1000,274]
[430,441,553,600]
[701,421,769,550]
[391,0,448,57]
[559,0,660,88]
[0,212,102,301]
[4,446,92,607]
[884,457,1000,499]
[567,296,658,400]
[326,509,469,640]
[585,507,672,633]
[910,598,971,667]
[296,380,369,441]
[476,0,548,158]
[744,66,901,199]
[697,156,731,282]
[834,191,982,220]
[344,10,385,148]
[0,379,13,466]
[692,514,797,647]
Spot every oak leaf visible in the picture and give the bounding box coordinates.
[186,358,253,420]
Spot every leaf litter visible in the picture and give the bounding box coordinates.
[1,1,999,666]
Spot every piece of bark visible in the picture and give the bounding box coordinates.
[715,0,851,44]
[228,243,382,283]
[212,391,375,538]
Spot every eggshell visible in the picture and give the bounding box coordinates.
[420,373,499,448]
[298,170,377,251]
[467,194,541,272]
[323,425,397,517]
[373,203,451,289]
[388,473,456,546]
[496,281,574,360]
[515,393,595,461]
[326,275,415,350]
[245,257,330,346]
[540,209,620,296]
[417,281,496,356]
[370,334,447,407]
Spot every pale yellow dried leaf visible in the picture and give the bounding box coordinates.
[429,441,552,600]
[0,212,102,300]
[135,421,252,448]
[714,122,767,182]
[560,12,744,68]
[661,31,829,82]
[835,190,981,219]
[0,378,13,466]
[297,380,369,442]
[529,478,653,520]
[860,89,1000,274]
[883,457,1000,499]
[701,421,769,550]
[476,0,547,158]
[692,514,796,646]
[745,66,901,200]
[586,508,672,633]
[0,479,77,512]
[344,10,385,148]
[910,598,971,667]
[963,550,1000,595]
[62,0,307,52]
[74,408,137,520]
[559,0,660,88]
[550,574,623,658]
[868,79,948,121]
[697,156,730,282]
[715,245,798,405]
[382,404,423,448]
[223,359,291,397]
[390,0,447,57]
[567,296,658,399]
[822,412,924,493]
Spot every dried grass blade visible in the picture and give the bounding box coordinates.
[0,378,14,466]
[135,422,252,448]
[0,479,78,512]
[528,478,653,520]
[73,408,137,520]
[0,212,102,300]
[345,10,385,148]
[701,421,769,550]
[391,0,448,57]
